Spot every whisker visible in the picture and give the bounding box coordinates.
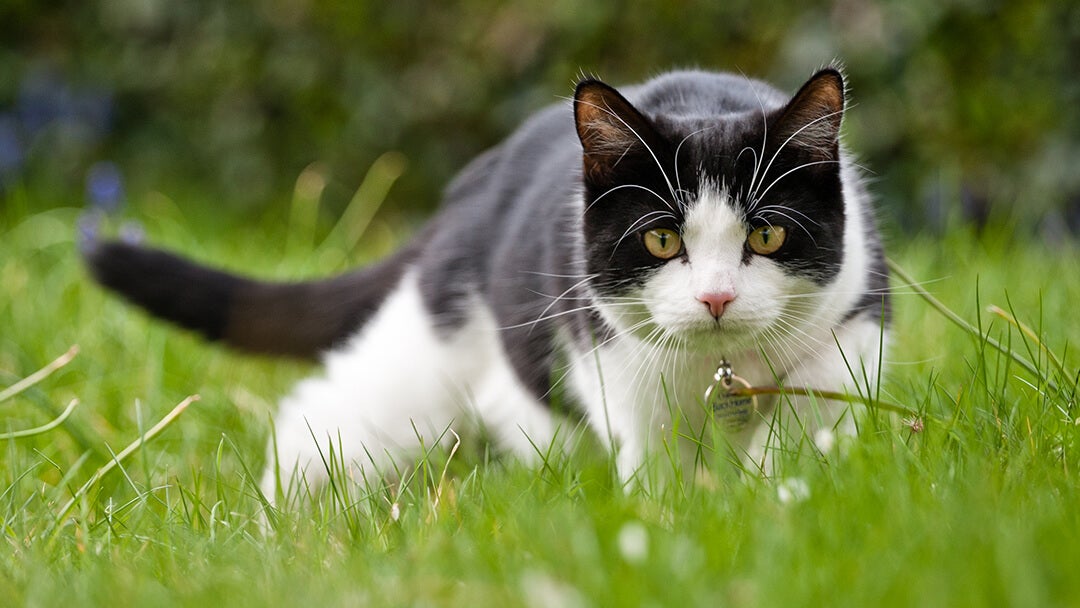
[519,270,599,279]
[752,204,820,227]
[613,210,679,252]
[747,108,845,207]
[673,125,718,209]
[752,159,842,211]
[574,99,680,207]
[517,274,599,333]
[585,183,673,213]
[742,77,773,213]
[752,207,818,244]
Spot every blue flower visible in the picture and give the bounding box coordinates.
[86,161,125,212]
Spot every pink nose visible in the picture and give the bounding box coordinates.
[697,291,736,319]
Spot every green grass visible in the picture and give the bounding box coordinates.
[2,191,1079,607]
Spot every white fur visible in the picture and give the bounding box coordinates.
[261,271,556,498]
[262,175,885,494]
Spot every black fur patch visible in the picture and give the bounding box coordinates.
[842,217,891,324]
[86,241,235,341]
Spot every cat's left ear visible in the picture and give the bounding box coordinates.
[771,68,846,162]
[574,80,660,181]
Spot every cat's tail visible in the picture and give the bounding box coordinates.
[83,237,422,359]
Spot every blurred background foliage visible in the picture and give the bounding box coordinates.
[1,0,1077,235]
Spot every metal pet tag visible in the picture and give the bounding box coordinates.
[704,358,757,432]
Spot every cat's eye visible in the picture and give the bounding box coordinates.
[642,228,683,260]
[747,225,787,255]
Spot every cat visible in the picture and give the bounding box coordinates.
[85,65,889,495]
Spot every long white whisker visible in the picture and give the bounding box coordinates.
[753,159,841,209]
[742,77,772,213]
[748,108,844,207]
[576,318,655,363]
[517,274,598,333]
[752,204,820,227]
[752,208,818,244]
[543,317,654,399]
[673,125,717,210]
[611,210,678,257]
[519,270,598,279]
[736,145,760,209]
[585,183,672,213]
[576,98,679,207]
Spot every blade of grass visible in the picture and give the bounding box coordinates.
[320,151,407,255]
[430,428,461,518]
[221,433,279,531]
[987,304,1071,388]
[725,385,919,418]
[886,258,1057,393]
[0,345,79,403]
[46,394,198,545]
[0,398,80,440]
[286,163,326,257]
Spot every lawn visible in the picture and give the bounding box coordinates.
[1,190,1078,607]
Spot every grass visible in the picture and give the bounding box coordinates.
[1,186,1079,607]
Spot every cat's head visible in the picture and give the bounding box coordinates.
[573,68,849,353]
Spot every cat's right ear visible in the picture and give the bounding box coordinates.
[574,80,657,181]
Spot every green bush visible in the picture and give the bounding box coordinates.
[2,1,1076,231]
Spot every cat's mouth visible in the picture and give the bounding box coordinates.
[679,321,764,350]
[596,298,772,351]
[622,315,767,354]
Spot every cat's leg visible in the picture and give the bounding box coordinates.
[452,305,561,465]
[470,360,561,465]
[744,318,887,475]
[260,271,481,501]
[565,338,674,485]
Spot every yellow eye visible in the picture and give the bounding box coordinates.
[642,228,682,260]
[747,225,787,255]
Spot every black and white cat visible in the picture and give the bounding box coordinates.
[86,66,889,493]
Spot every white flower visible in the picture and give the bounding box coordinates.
[813,428,836,453]
[616,521,649,564]
[777,477,810,504]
